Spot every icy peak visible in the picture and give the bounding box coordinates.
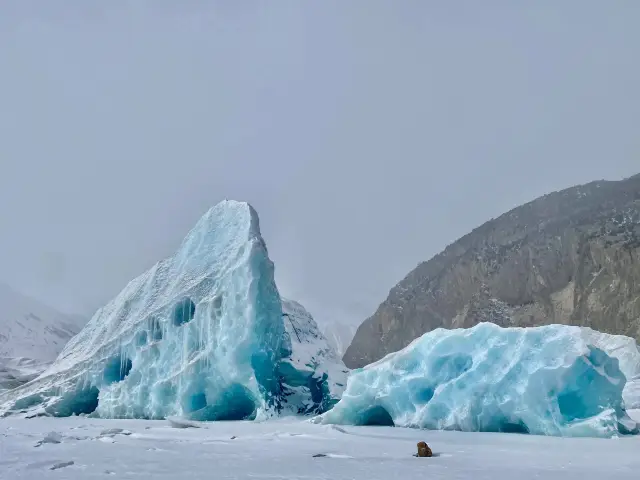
[0,200,346,421]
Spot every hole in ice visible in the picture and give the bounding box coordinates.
[186,384,257,421]
[103,355,133,385]
[497,420,530,434]
[357,406,395,426]
[183,391,208,414]
[48,386,100,417]
[557,390,587,422]
[149,316,163,341]
[414,387,435,404]
[173,297,196,326]
[212,384,257,421]
[135,330,148,347]
[480,413,530,434]
[557,346,617,422]
[407,378,435,404]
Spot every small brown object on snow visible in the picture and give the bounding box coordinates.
[416,441,432,457]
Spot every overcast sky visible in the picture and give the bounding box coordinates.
[1,1,639,327]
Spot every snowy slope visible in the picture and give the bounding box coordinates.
[0,282,84,361]
[321,322,358,358]
[0,282,85,390]
[280,299,349,414]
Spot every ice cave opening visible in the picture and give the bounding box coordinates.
[357,405,395,427]
[103,355,133,385]
[184,384,257,421]
[48,386,100,417]
[173,297,196,326]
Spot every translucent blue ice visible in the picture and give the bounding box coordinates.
[0,201,346,420]
[317,323,639,438]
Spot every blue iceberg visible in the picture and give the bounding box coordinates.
[0,201,346,420]
[317,322,639,438]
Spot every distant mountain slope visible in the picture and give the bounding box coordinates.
[344,173,640,369]
[320,322,358,358]
[0,283,86,389]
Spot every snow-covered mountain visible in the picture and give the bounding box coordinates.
[280,299,348,414]
[320,322,359,358]
[0,282,86,390]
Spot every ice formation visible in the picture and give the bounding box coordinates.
[317,322,639,438]
[0,201,346,420]
[580,329,640,409]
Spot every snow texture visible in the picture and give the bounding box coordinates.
[2,416,640,479]
[318,322,639,438]
[0,282,86,391]
[321,321,358,358]
[0,201,345,420]
[280,299,349,414]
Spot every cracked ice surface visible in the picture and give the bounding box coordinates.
[318,322,639,438]
[0,200,346,420]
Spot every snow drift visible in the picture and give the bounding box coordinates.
[0,201,346,420]
[317,322,639,438]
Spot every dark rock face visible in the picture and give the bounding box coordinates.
[343,174,640,369]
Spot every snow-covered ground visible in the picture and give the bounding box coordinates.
[2,414,640,479]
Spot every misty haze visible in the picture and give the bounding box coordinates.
[1,2,639,479]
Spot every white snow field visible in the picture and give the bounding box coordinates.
[1,414,640,479]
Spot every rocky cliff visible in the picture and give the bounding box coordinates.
[343,174,640,369]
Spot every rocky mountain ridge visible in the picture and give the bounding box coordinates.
[343,173,640,369]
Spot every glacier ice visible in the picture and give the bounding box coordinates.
[0,200,346,420]
[316,322,639,438]
[579,329,640,410]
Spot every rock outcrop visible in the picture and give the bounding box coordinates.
[344,174,640,369]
